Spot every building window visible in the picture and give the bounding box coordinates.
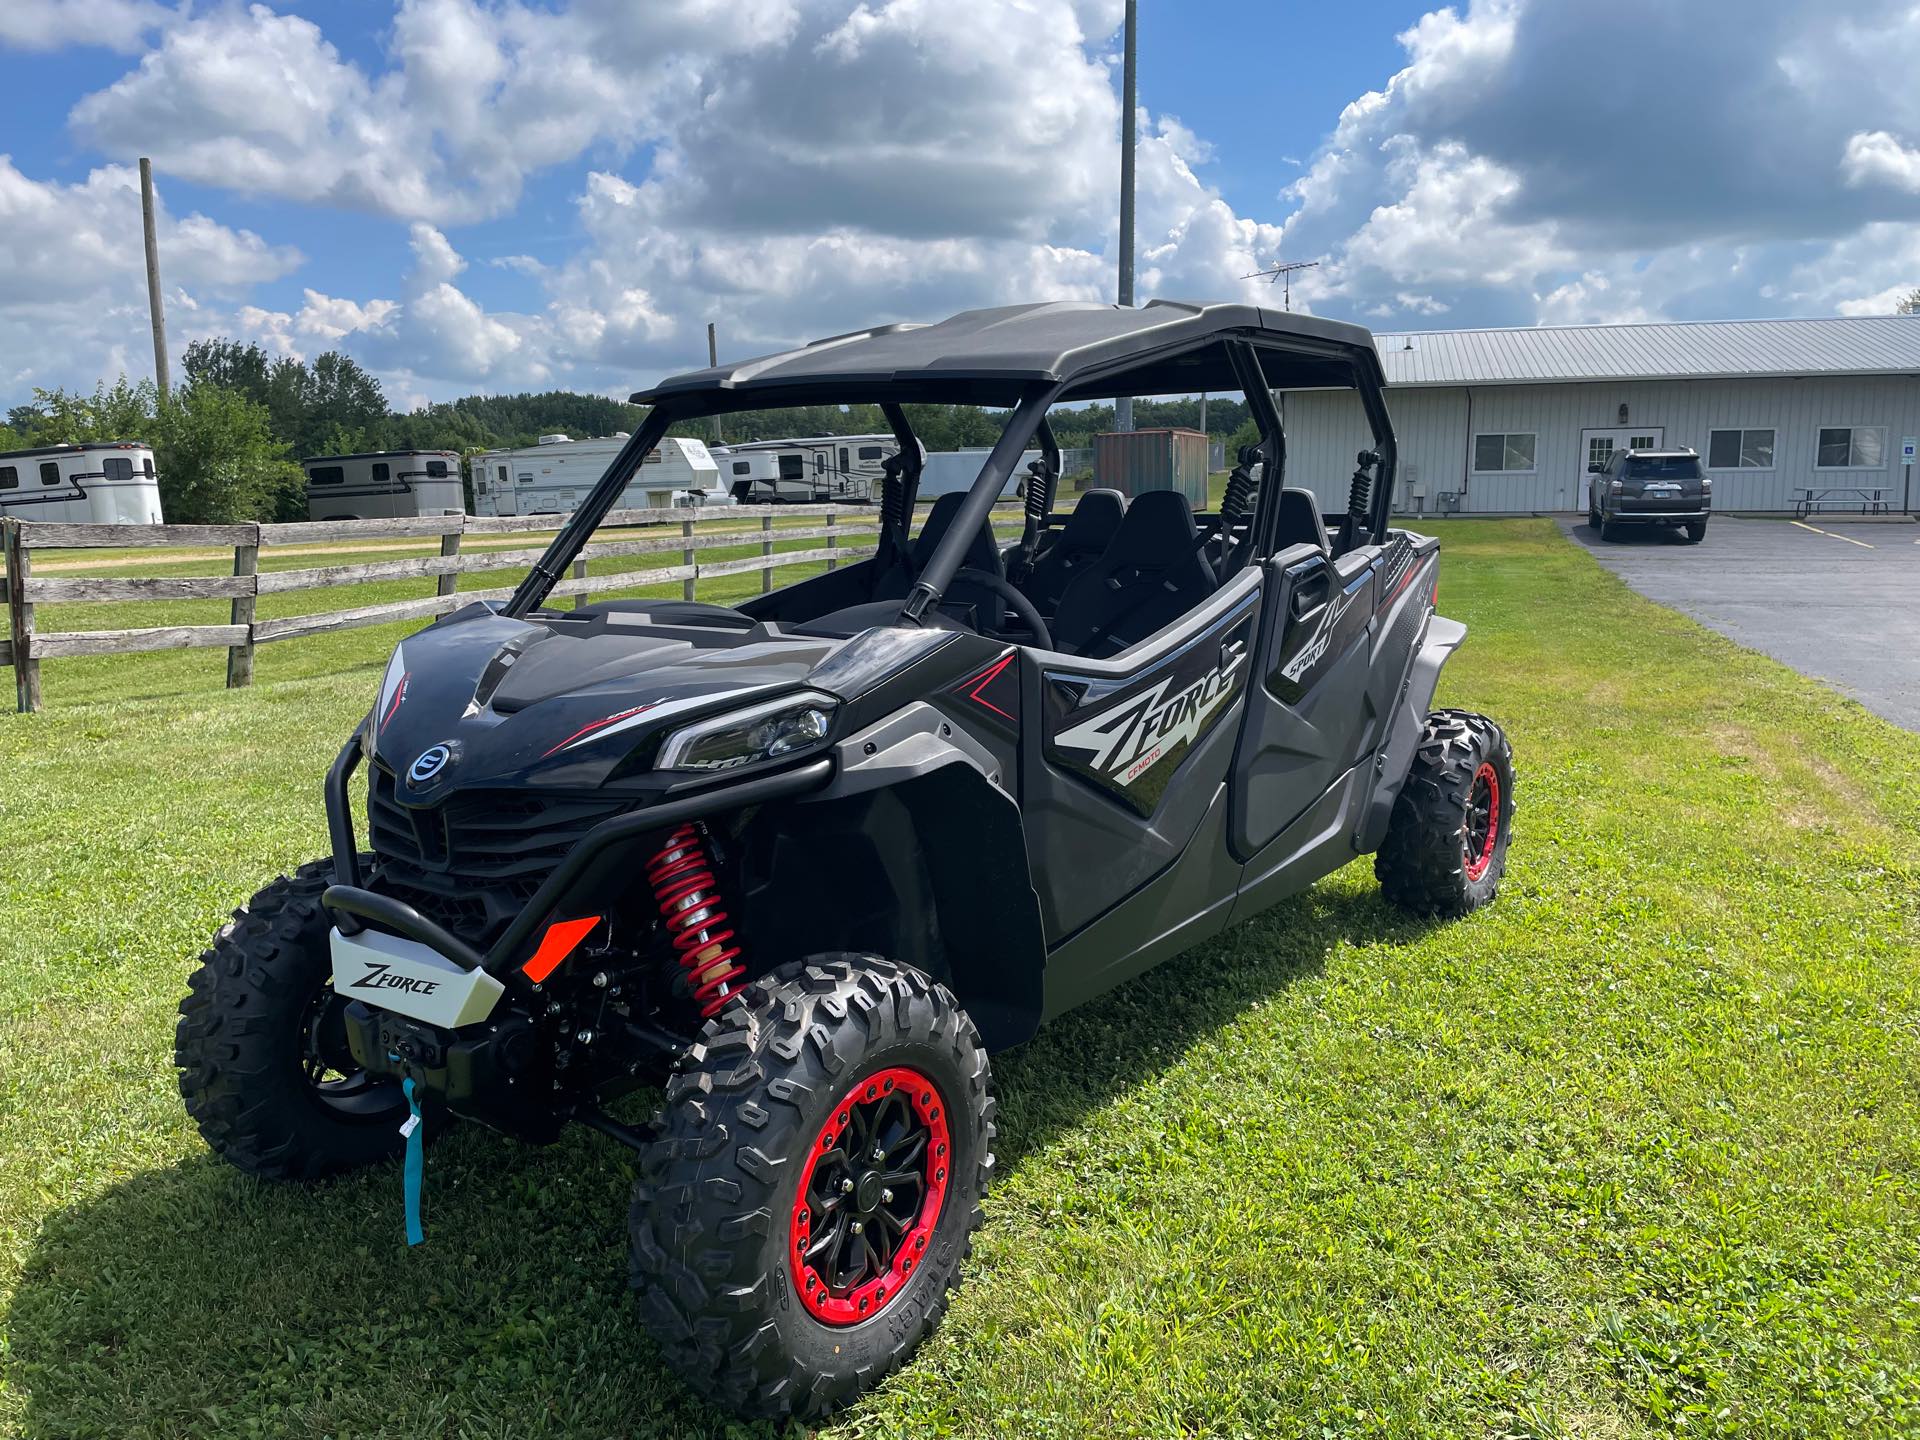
[0,466,16,490]
[1473,432,1536,473]
[858,445,884,461]
[1708,428,1775,469]
[1816,426,1886,469]
[425,459,449,478]
[103,457,134,482]
[309,466,345,485]
[40,462,60,485]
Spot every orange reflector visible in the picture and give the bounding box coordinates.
[521,916,601,984]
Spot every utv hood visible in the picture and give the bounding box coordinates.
[364,602,935,794]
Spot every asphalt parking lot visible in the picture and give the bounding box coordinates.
[1559,515,1920,732]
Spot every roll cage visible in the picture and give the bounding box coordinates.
[505,311,1397,628]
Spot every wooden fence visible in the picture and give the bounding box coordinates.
[0,503,1020,713]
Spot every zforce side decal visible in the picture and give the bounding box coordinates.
[1044,597,1257,812]
[1055,647,1247,784]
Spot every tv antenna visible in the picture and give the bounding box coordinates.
[1243,259,1319,312]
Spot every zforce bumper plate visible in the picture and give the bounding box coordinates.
[329,926,504,1029]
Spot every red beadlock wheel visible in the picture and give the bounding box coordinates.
[1463,761,1501,882]
[789,1065,952,1325]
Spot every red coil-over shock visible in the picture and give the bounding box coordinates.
[643,823,747,1019]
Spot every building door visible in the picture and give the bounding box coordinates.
[1579,427,1663,509]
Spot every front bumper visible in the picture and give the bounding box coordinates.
[320,730,834,980]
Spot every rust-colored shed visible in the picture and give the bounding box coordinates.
[1092,428,1210,508]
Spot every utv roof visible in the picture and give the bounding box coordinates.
[634,300,1384,413]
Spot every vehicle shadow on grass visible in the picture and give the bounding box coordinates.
[4,884,1435,1439]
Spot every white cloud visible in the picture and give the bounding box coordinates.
[0,156,302,395]
[0,0,171,54]
[1843,130,1920,193]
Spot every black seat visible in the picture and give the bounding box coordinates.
[1023,488,1125,615]
[1276,487,1330,553]
[874,491,1006,629]
[1052,490,1217,657]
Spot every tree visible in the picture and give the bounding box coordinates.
[27,377,158,445]
[153,381,305,523]
[1898,289,1920,316]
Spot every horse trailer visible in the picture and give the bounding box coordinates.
[303,451,465,522]
[714,434,896,504]
[0,441,165,524]
[471,435,723,517]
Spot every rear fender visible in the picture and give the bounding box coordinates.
[1354,613,1466,852]
[731,703,1046,1050]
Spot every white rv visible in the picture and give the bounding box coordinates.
[713,434,896,504]
[0,441,165,524]
[302,450,465,521]
[919,447,1038,498]
[470,434,725,517]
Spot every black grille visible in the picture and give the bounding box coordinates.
[366,762,630,943]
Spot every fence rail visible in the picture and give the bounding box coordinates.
[2,504,1022,713]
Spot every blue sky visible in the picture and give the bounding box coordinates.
[4,0,1919,409]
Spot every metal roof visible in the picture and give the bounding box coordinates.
[636,300,1382,410]
[1373,315,1920,388]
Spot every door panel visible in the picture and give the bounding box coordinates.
[1022,577,1260,942]
[1228,545,1377,857]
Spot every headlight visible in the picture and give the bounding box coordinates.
[658,690,838,773]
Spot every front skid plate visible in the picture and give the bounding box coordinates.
[329,926,505,1029]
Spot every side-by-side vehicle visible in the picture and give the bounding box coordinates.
[176,301,1515,1420]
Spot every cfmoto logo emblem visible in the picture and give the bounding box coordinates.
[408,744,452,785]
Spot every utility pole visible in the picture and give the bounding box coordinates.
[139,157,170,397]
[1114,0,1137,434]
[707,322,722,444]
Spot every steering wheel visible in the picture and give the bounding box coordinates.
[956,567,1053,651]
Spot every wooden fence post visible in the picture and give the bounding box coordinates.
[761,513,774,593]
[572,556,589,609]
[225,529,259,689]
[436,513,462,599]
[4,519,42,713]
[682,518,696,601]
[826,510,837,572]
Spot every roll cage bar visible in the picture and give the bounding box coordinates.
[505,332,1396,625]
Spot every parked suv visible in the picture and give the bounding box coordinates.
[1589,448,1709,542]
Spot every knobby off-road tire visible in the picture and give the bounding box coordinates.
[176,858,412,1180]
[1376,709,1515,917]
[630,955,995,1421]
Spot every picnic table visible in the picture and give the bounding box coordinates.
[1794,485,1891,518]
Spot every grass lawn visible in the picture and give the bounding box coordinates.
[2,518,1918,1437]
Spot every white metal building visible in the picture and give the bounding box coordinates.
[0,441,165,524]
[471,434,722,516]
[1277,315,1920,517]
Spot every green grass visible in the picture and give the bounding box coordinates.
[3,519,1918,1437]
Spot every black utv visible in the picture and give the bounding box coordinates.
[176,301,1515,1421]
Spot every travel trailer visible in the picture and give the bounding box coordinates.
[302,451,465,521]
[713,434,896,504]
[0,441,165,524]
[471,435,724,517]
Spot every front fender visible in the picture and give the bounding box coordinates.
[1356,613,1466,852]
